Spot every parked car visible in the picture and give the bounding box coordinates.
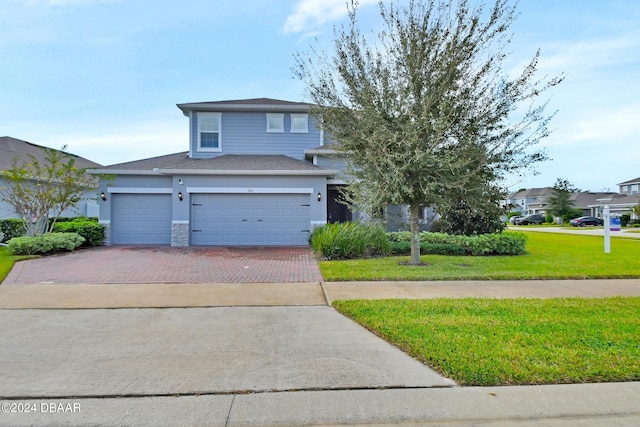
[509,215,522,224]
[570,216,604,227]
[515,214,545,225]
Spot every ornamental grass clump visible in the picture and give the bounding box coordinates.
[310,222,390,260]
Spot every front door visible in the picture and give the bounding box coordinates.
[327,187,352,223]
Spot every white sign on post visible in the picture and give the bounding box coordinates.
[603,205,610,254]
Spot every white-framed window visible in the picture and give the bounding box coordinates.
[622,185,629,193]
[266,113,284,133]
[632,184,639,195]
[290,114,309,133]
[198,112,222,151]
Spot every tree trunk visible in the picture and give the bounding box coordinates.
[409,202,421,265]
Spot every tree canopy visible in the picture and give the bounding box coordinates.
[0,146,98,236]
[294,0,563,264]
[547,178,580,222]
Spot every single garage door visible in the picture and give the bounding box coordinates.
[191,193,311,246]
[112,194,172,244]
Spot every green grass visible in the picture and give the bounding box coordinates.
[0,246,35,282]
[320,231,640,281]
[333,297,640,386]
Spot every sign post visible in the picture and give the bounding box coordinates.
[604,205,610,254]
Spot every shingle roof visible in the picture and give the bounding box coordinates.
[177,98,312,115]
[173,154,325,171]
[93,152,190,171]
[0,136,102,172]
[181,97,310,106]
[94,153,334,175]
[508,187,554,199]
[617,177,640,186]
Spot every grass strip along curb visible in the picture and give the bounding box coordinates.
[333,297,640,386]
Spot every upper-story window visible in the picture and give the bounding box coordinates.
[198,112,222,151]
[622,185,629,193]
[266,113,284,133]
[290,114,309,133]
[632,184,639,195]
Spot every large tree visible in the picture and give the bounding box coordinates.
[294,0,563,264]
[0,146,98,236]
[547,178,579,222]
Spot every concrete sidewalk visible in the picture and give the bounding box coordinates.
[1,278,640,308]
[1,279,639,426]
[2,383,639,426]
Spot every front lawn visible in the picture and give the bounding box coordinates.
[333,297,640,386]
[320,231,640,281]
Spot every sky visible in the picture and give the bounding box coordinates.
[1,0,638,193]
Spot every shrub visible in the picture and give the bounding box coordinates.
[7,233,85,255]
[621,214,631,227]
[545,214,554,224]
[52,218,104,246]
[311,222,390,260]
[0,219,26,242]
[387,231,527,256]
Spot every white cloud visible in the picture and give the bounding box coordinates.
[565,103,640,144]
[537,35,640,76]
[36,121,188,167]
[284,0,378,34]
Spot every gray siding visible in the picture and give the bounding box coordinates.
[190,112,323,159]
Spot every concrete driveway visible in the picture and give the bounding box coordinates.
[0,306,453,399]
[2,245,324,284]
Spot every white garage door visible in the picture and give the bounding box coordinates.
[112,194,172,244]
[191,193,311,246]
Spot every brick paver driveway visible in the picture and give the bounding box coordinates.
[2,246,324,285]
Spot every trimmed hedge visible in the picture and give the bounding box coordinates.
[387,231,528,256]
[0,219,26,243]
[311,222,391,260]
[52,218,104,247]
[7,233,85,255]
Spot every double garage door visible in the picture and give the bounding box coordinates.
[111,192,311,246]
[191,193,311,246]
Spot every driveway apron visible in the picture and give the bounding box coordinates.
[0,306,454,398]
[2,246,323,284]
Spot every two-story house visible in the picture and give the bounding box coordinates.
[92,98,353,246]
[587,177,640,219]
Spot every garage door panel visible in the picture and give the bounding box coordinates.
[112,194,172,245]
[191,193,310,246]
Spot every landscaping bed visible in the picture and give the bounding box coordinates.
[320,231,640,281]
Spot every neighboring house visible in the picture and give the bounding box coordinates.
[618,177,640,196]
[505,187,554,215]
[505,187,620,218]
[587,177,640,219]
[91,98,353,246]
[0,136,102,220]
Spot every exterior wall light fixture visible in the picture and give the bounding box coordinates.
[178,192,183,201]
[100,192,107,201]
[317,192,322,202]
